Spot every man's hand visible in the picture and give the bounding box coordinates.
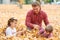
[33,24,40,29]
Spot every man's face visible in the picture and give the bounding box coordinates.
[32,6,41,14]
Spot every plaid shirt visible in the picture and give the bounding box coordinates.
[25,10,49,29]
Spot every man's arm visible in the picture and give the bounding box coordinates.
[43,12,49,26]
[25,12,34,29]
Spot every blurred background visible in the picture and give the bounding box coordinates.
[0,0,60,4]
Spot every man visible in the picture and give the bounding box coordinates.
[25,1,51,30]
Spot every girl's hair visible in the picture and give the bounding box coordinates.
[45,26,53,33]
[8,18,17,26]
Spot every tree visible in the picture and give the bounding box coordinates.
[44,0,52,4]
[36,0,40,2]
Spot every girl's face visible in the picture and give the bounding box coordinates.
[10,20,17,27]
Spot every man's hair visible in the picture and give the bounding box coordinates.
[45,26,53,33]
[8,17,17,26]
[32,1,41,7]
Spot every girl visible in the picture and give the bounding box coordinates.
[5,18,26,37]
[6,18,17,36]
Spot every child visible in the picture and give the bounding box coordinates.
[5,18,26,37]
[5,18,17,36]
[39,26,53,38]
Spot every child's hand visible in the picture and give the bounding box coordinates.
[17,30,26,36]
[16,31,22,35]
